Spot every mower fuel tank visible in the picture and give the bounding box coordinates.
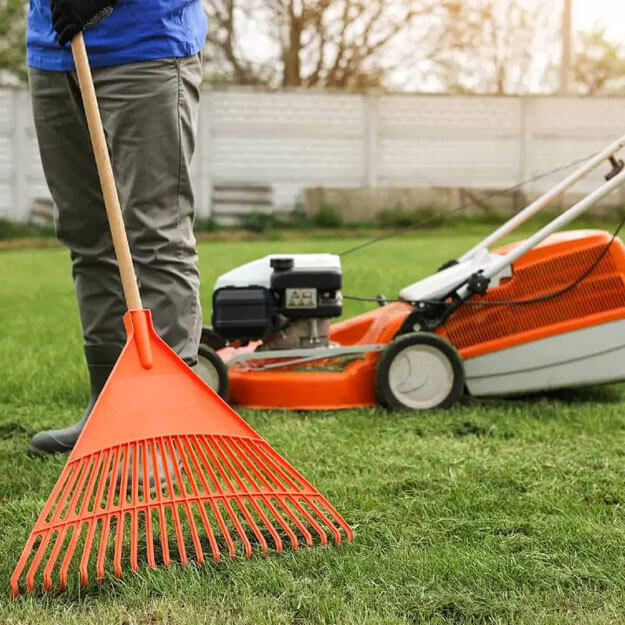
[212,254,343,342]
[212,287,273,341]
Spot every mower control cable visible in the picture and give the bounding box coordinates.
[460,212,625,307]
[343,213,625,316]
[338,151,602,259]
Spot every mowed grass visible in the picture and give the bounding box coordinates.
[2,230,625,624]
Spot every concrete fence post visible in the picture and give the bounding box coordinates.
[518,96,532,202]
[11,89,30,222]
[194,88,214,219]
[364,93,379,188]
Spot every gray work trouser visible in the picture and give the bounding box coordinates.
[29,56,203,365]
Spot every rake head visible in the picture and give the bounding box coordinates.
[11,310,352,597]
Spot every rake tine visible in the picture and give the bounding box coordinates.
[142,441,156,569]
[151,439,171,567]
[11,534,39,597]
[59,450,107,589]
[159,437,188,567]
[212,438,270,553]
[96,447,120,580]
[25,530,54,592]
[105,447,122,508]
[79,513,102,587]
[130,442,141,572]
[303,495,354,545]
[25,460,86,591]
[43,455,96,590]
[234,497,269,553]
[41,461,80,525]
[182,498,206,565]
[43,526,71,591]
[73,456,106,588]
[249,441,309,492]
[114,444,131,578]
[170,438,205,564]
[235,439,286,491]
[95,517,110,582]
[275,497,314,547]
[227,438,298,551]
[222,497,253,559]
[200,436,254,558]
[237,441,318,546]
[48,462,83,525]
[63,455,95,523]
[238,440,297,494]
[173,437,200,494]
[59,524,82,591]
[62,524,86,590]
[182,436,221,562]
[309,496,355,543]
[303,497,342,545]
[238,444,315,549]
[218,437,283,552]
[192,436,237,560]
[113,514,125,579]
[286,497,329,546]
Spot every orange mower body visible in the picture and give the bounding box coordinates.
[215,230,625,411]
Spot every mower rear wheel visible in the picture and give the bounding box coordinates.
[376,333,464,410]
[196,346,229,400]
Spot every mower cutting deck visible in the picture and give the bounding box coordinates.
[198,135,625,411]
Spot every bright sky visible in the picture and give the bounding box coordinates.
[575,0,625,41]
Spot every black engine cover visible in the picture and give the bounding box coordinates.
[212,256,343,342]
[212,287,274,341]
[271,268,342,319]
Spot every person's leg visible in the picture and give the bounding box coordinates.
[28,67,125,454]
[93,56,203,365]
[29,67,127,345]
[28,57,203,454]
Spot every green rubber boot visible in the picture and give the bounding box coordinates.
[29,343,123,455]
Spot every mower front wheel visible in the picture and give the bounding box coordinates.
[196,346,229,400]
[376,333,464,410]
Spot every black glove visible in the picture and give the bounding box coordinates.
[50,0,118,47]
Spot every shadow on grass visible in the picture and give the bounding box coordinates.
[501,384,625,406]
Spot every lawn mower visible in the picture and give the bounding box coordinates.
[197,134,625,411]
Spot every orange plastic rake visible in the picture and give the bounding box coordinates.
[10,33,352,597]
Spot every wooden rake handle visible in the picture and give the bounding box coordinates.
[71,32,142,312]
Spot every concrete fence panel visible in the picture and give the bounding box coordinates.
[2,86,625,223]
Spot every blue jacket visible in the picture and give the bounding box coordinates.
[27,1,208,71]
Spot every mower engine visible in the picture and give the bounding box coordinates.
[212,254,343,350]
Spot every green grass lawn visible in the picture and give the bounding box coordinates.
[2,230,625,624]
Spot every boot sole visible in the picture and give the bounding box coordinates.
[28,445,72,457]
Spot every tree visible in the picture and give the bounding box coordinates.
[572,28,625,95]
[0,0,27,83]
[203,0,456,89]
[425,0,558,95]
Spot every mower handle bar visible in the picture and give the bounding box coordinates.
[456,165,625,298]
[459,132,625,263]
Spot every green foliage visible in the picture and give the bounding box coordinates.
[194,217,220,232]
[377,205,445,229]
[3,232,625,623]
[0,0,27,82]
[0,218,54,239]
[240,210,279,233]
[313,203,343,228]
